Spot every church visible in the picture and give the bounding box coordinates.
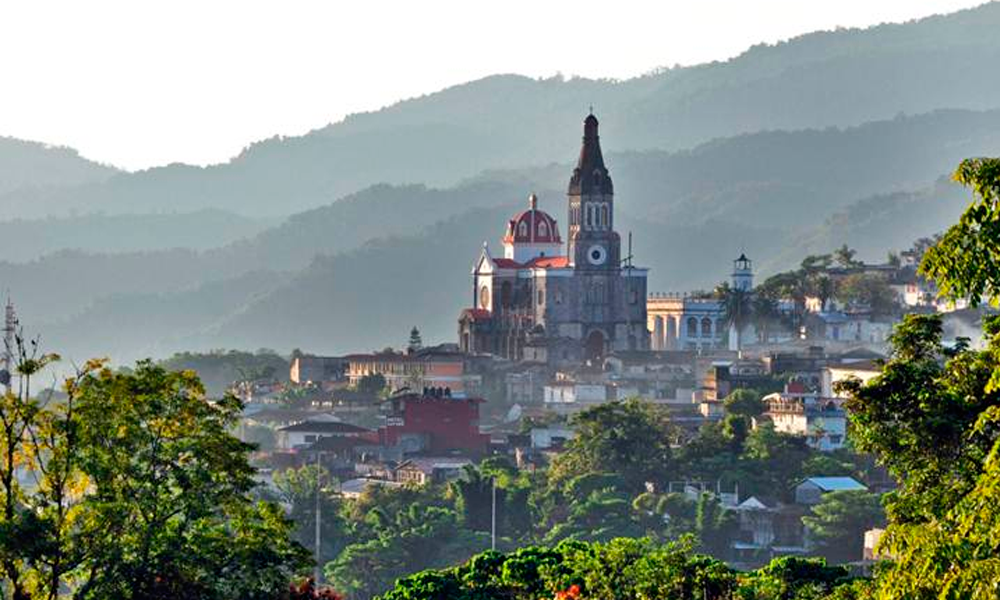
[458,114,649,365]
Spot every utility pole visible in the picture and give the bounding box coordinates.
[314,451,322,584]
[491,477,497,551]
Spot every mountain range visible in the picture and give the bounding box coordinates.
[2,2,999,364]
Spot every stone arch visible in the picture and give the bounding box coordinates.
[687,317,698,338]
[584,329,606,362]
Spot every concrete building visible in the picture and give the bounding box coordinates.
[458,114,649,365]
[761,392,847,452]
[345,347,482,396]
[648,254,755,352]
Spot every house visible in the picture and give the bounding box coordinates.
[378,389,489,455]
[394,458,472,485]
[290,355,349,385]
[276,420,375,450]
[761,391,847,451]
[794,477,867,505]
[543,381,607,406]
[822,360,882,398]
[702,358,774,401]
[339,478,404,499]
[346,346,482,395]
[530,425,575,450]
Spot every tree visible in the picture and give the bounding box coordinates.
[355,373,387,397]
[839,314,997,522]
[407,327,423,354]
[752,294,781,343]
[694,493,737,559]
[549,400,674,493]
[723,388,765,418]
[717,282,753,350]
[833,244,861,268]
[921,157,1000,305]
[802,491,885,563]
[273,464,346,566]
[0,352,309,600]
[834,273,898,316]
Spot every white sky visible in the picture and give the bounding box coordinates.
[0,0,987,170]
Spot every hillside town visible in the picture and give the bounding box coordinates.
[228,115,984,572]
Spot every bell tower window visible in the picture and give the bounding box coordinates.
[538,221,548,237]
[518,221,528,237]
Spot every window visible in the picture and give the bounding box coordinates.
[828,435,843,445]
[538,221,548,237]
[701,317,712,337]
[518,221,528,237]
[304,435,317,443]
[687,317,698,338]
[538,290,544,305]
[601,204,609,229]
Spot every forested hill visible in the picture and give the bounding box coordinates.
[3,2,1000,219]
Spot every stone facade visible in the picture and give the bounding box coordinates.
[457,114,649,365]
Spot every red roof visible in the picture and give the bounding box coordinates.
[461,308,492,321]
[493,258,522,269]
[489,255,570,271]
[502,194,561,245]
[526,255,570,268]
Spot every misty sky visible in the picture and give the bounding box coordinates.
[0,0,987,170]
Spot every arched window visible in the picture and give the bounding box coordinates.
[687,317,698,338]
[701,317,712,337]
[585,205,592,229]
[538,220,548,237]
[518,221,528,237]
[601,204,609,229]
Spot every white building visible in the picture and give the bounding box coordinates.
[543,381,607,405]
[648,254,755,352]
[276,420,373,450]
[761,392,847,452]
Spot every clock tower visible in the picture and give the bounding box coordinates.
[567,113,620,270]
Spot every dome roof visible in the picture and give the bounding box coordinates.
[503,194,562,245]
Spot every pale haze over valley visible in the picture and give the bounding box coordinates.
[1,0,998,365]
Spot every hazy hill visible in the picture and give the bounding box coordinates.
[0,210,271,262]
[4,2,1000,219]
[6,104,994,361]
[0,137,118,195]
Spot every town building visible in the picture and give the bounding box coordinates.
[345,346,482,396]
[457,114,649,365]
[761,391,847,452]
[794,476,867,505]
[648,254,755,351]
[377,389,489,455]
[276,420,375,451]
[289,355,349,385]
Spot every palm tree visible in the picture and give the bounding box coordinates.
[751,294,780,343]
[718,282,753,351]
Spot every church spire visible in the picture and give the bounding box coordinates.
[568,113,613,196]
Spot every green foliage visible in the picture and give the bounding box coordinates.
[922,157,1000,306]
[802,491,885,564]
[550,400,674,493]
[159,349,289,396]
[375,538,865,600]
[834,273,898,316]
[355,373,388,397]
[840,313,999,522]
[273,465,346,565]
[0,354,309,600]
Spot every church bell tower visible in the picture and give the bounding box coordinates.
[567,113,620,270]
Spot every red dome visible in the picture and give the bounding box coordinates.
[503,194,562,244]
